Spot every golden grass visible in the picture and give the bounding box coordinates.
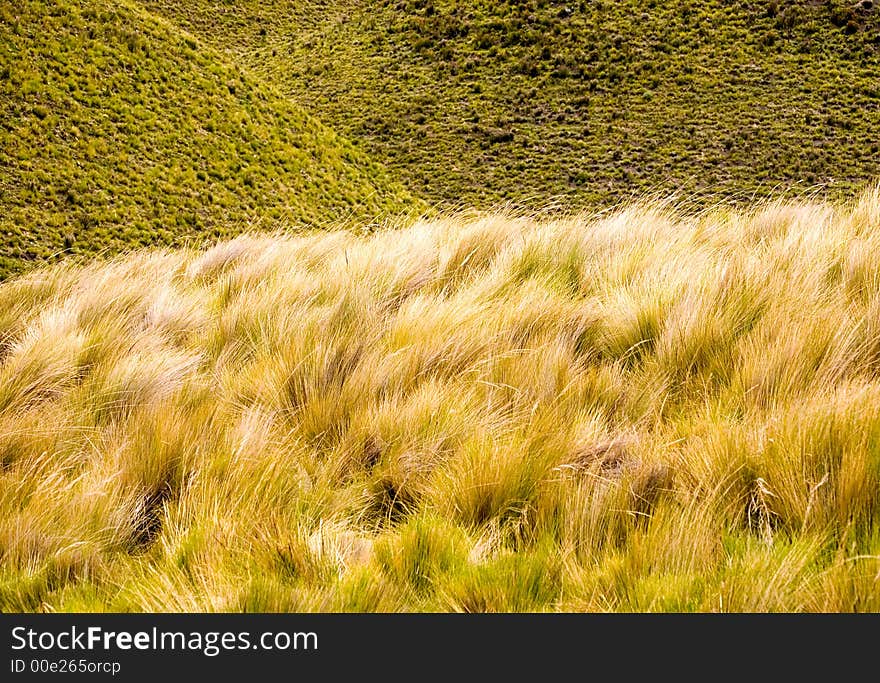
[2,189,880,612]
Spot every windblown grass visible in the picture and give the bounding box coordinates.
[2,189,880,612]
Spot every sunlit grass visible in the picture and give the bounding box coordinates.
[2,188,880,612]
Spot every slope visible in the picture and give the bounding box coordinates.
[142,0,880,209]
[0,0,422,279]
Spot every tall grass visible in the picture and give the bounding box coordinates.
[2,189,880,612]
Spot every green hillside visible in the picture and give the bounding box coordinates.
[143,0,880,209]
[0,0,422,279]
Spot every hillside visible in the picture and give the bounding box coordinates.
[2,190,879,612]
[143,0,880,209]
[0,0,422,280]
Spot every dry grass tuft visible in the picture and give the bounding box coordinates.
[2,188,880,611]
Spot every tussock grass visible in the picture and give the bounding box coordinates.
[144,0,880,209]
[0,0,422,280]
[2,190,880,612]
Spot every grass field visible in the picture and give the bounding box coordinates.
[2,190,879,612]
[0,0,422,280]
[143,0,880,208]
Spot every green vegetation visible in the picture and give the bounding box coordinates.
[2,191,880,612]
[3,0,880,614]
[142,0,880,209]
[0,0,422,279]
